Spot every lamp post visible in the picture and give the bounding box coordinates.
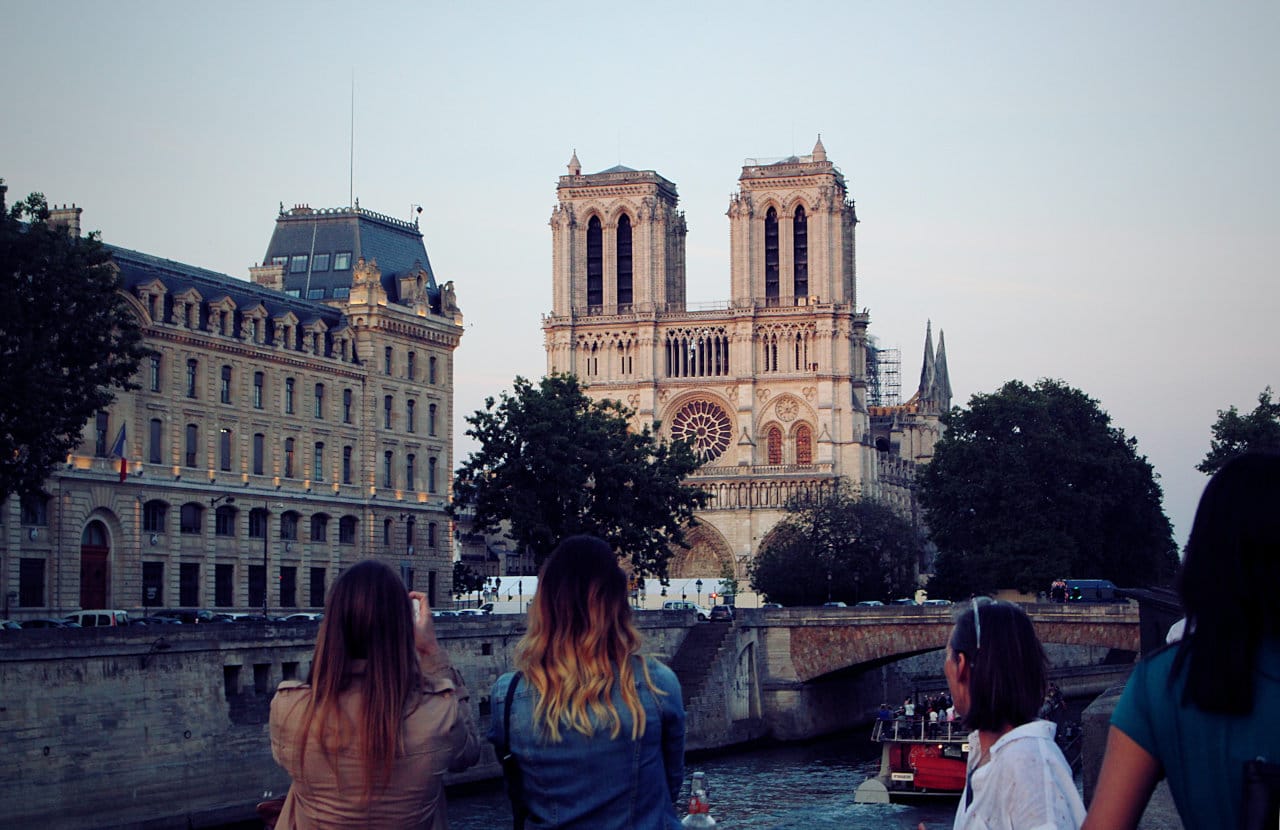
[695,579,703,605]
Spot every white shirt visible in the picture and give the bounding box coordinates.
[952,720,1084,830]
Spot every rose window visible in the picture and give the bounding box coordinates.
[670,400,732,463]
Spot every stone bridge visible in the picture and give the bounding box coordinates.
[740,603,1139,683]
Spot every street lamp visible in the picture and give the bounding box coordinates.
[695,579,703,605]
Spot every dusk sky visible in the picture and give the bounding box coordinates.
[4,1,1276,548]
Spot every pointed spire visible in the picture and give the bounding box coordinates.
[934,330,952,405]
[812,134,827,162]
[918,320,936,401]
[567,149,581,176]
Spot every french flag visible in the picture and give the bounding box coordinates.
[110,423,127,483]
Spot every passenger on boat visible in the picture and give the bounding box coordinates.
[1083,451,1280,830]
[920,598,1085,830]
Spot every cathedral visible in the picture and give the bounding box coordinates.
[542,138,951,581]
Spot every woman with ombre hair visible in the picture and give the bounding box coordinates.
[269,559,481,829]
[489,535,686,829]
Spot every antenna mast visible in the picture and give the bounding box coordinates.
[349,71,355,209]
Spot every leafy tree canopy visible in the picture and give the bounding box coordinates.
[0,184,148,503]
[452,560,487,599]
[449,374,708,577]
[918,378,1178,598]
[749,486,923,606]
[1198,387,1280,475]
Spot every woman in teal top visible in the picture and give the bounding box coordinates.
[1083,452,1280,830]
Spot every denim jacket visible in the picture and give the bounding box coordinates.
[488,657,686,829]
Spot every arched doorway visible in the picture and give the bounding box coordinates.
[80,520,110,609]
[667,522,734,580]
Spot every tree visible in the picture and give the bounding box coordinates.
[1198,387,1280,475]
[0,184,148,503]
[449,374,708,577]
[749,486,923,607]
[452,561,487,600]
[918,379,1178,598]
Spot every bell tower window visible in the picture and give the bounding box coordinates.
[616,214,633,311]
[586,216,603,312]
[793,206,808,300]
[764,207,779,306]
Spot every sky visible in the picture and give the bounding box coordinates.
[4,1,1276,549]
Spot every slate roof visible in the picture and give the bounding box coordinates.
[262,205,438,306]
[106,244,346,331]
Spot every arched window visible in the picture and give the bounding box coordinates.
[280,511,299,541]
[82,521,108,547]
[795,423,813,466]
[586,215,603,310]
[617,214,633,311]
[248,508,268,539]
[180,502,203,534]
[766,426,784,465]
[793,205,808,300]
[142,500,166,533]
[310,514,329,542]
[339,515,357,544]
[764,207,779,305]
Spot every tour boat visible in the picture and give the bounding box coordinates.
[854,718,969,803]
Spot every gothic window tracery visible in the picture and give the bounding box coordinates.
[764,207,779,306]
[793,205,808,300]
[587,215,603,312]
[795,423,813,466]
[617,214,633,311]
[766,425,783,465]
[664,328,730,378]
[670,399,732,463]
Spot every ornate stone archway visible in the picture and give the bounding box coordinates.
[667,522,734,579]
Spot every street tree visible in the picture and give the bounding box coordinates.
[452,561,487,602]
[449,374,708,577]
[0,184,148,503]
[749,486,923,606]
[918,379,1178,598]
[1198,387,1280,475]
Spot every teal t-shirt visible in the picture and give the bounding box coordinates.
[1111,638,1280,830]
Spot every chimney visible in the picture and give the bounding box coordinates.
[48,203,83,237]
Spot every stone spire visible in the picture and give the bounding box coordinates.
[567,149,581,176]
[918,320,936,401]
[934,330,952,406]
[812,134,827,162]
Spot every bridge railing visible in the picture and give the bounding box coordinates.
[871,717,968,744]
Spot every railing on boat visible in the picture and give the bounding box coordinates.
[872,718,969,745]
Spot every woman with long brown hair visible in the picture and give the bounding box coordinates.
[270,559,480,828]
[489,535,686,829]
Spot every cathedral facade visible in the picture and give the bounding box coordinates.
[543,139,950,581]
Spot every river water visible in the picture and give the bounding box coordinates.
[444,728,960,830]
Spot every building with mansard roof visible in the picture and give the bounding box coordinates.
[2,203,462,620]
[543,138,950,582]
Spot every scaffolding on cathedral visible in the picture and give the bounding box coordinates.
[866,340,902,407]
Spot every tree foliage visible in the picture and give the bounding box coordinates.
[1198,387,1280,475]
[0,185,148,503]
[452,560,487,598]
[749,486,923,606]
[449,374,708,577]
[918,379,1178,598]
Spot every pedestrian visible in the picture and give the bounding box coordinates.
[920,598,1084,830]
[1083,451,1280,830]
[269,560,481,829]
[489,535,686,829]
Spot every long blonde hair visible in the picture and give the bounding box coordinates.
[298,560,419,802]
[515,535,662,742]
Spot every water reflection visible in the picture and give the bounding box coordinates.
[445,730,958,830]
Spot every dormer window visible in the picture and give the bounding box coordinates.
[334,252,352,270]
[290,255,309,274]
[312,253,330,272]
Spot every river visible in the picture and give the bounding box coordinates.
[444,728,960,830]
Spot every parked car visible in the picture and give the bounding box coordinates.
[854,600,884,607]
[278,612,323,623]
[65,609,132,628]
[1064,579,1118,603]
[890,598,918,606]
[922,599,953,607]
[0,619,22,631]
[761,602,784,609]
[20,618,79,629]
[431,610,459,619]
[134,615,184,626]
[708,605,735,622]
[822,601,848,608]
[662,600,710,620]
[455,608,489,617]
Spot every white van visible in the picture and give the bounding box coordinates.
[662,600,710,620]
[65,609,131,628]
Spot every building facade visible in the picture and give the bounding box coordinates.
[543,139,950,581]
[1,204,463,619]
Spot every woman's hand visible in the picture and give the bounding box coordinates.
[409,591,441,659]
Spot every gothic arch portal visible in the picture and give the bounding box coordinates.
[667,522,734,579]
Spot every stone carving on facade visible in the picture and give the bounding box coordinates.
[658,389,669,403]
[803,386,817,401]
[756,388,771,402]
[775,396,799,422]
[441,281,458,316]
[627,394,641,409]
[725,385,739,403]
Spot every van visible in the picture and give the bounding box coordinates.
[662,600,710,620]
[65,609,131,628]
[1064,579,1118,603]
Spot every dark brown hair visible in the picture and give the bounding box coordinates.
[299,559,418,801]
[1173,450,1280,714]
[950,599,1047,732]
